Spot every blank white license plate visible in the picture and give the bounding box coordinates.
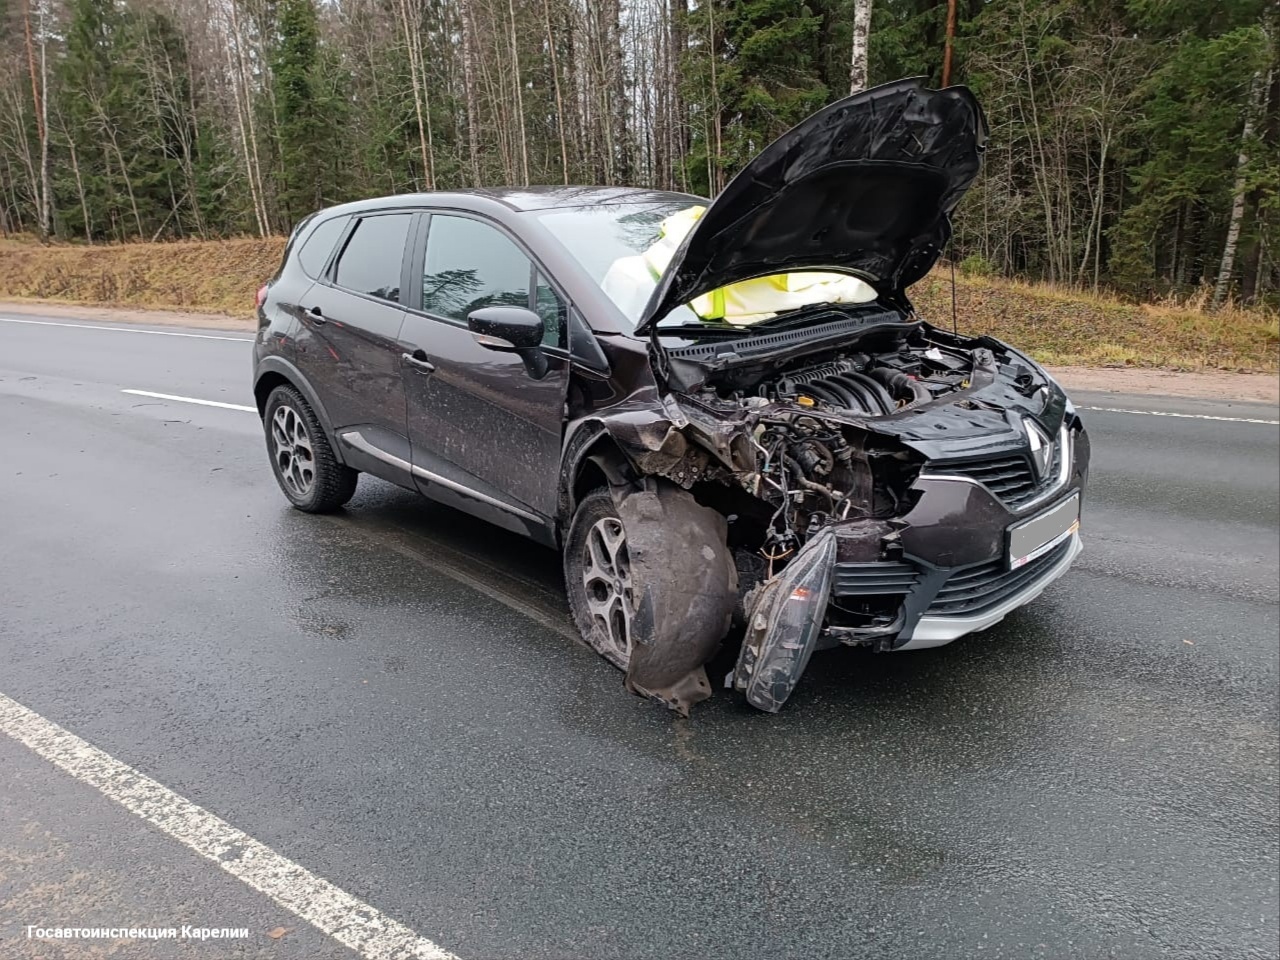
[1008,494,1080,569]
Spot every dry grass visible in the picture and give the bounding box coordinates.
[0,235,286,316]
[2,236,1277,372]
[912,271,1279,373]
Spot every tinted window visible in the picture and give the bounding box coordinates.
[334,214,412,302]
[422,215,530,322]
[297,215,348,278]
[535,273,567,349]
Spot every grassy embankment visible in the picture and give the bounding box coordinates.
[2,235,1277,372]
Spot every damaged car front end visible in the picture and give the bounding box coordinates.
[580,324,1088,713]
[556,79,1090,713]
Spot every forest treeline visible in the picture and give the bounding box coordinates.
[1,0,1277,305]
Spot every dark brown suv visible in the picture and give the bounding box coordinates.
[252,79,1089,714]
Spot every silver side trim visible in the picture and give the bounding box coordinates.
[410,463,543,524]
[919,423,1073,514]
[340,430,542,525]
[341,429,413,472]
[895,532,1083,651]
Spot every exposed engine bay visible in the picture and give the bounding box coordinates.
[699,327,977,567]
[586,315,1085,715]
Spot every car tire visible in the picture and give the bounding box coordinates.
[565,487,634,670]
[263,385,358,513]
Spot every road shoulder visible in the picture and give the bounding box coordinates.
[3,298,1276,405]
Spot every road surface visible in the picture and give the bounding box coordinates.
[1,314,1277,959]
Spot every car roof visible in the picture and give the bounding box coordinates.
[317,186,704,217]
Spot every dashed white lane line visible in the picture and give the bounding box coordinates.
[0,691,459,960]
[122,389,256,413]
[1079,405,1279,426]
[0,316,254,342]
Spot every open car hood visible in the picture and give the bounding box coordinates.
[635,79,987,334]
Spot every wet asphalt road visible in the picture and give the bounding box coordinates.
[0,314,1277,960]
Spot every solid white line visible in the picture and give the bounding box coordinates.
[0,691,459,960]
[122,389,256,413]
[1079,405,1279,426]
[0,316,254,342]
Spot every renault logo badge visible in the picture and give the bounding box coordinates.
[1024,419,1052,479]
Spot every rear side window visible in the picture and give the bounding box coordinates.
[297,216,348,278]
[334,214,413,303]
[422,215,530,322]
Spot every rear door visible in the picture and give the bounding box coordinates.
[399,212,570,529]
[295,211,416,472]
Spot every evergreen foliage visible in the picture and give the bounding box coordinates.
[0,0,1274,303]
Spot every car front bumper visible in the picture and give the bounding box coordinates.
[824,423,1090,651]
[896,530,1082,649]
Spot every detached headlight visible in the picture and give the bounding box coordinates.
[732,530,837,713]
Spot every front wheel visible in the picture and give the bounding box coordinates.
[564,488,634,670]
[263,385,358,513]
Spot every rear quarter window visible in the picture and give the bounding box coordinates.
[297,215,349,278]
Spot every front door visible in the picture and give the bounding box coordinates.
[400,213,569,526]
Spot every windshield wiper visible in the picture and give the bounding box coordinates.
[740,303,846,330]
[653,323,752,338]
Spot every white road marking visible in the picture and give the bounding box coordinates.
[1079,405,1279,426]
[0,316,254,342]
[0,691,459,960]
[122,389,256,413]
[6,315,1277,425]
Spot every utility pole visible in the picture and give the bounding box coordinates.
[942,0,958,87]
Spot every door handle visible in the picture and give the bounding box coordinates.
[402,350,436,374]
[305,305,326,324]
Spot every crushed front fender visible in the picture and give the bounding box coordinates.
[613,479,738,716]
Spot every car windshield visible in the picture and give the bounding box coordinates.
[535,201,879,332]
[534,202,703,328]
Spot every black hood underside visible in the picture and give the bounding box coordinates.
[637,79,987,333]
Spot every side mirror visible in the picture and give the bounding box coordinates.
[467,306,544,352]
[466,305,549,379]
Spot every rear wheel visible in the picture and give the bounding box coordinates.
[565,488,634,670]
[263,385,357,513]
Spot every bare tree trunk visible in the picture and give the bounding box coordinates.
[849,0,872,94]
[460,0,482,186]
[508,0,529,185]
[22,0,48,240]
[59,112,92,242]
[226,0,269,235]
[1214,66,1269,307]
[543,0,570,184]
[707,0,722,193]
[38,2,49,238]
[398,0,432,188]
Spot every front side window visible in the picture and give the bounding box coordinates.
[422,215,531,323]
[535,273,567,349]
[333,214,412,302]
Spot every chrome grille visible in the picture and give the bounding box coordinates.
[926,537,1073,617]
[929,440,1059,510]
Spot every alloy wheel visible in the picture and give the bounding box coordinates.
[581,516,634,664]
[271,403,316,498]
